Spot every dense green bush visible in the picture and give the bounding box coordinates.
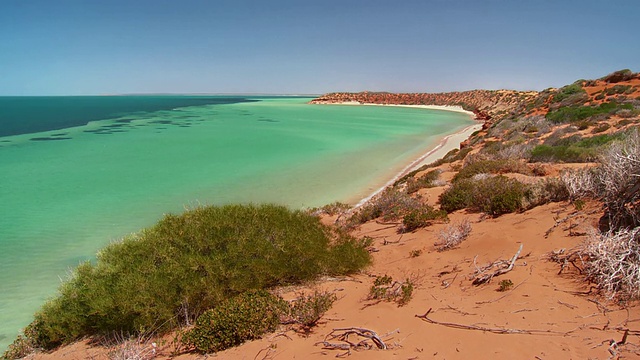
[402,205,448,232]
[530,132,625,163]
[546,102,633,123]
[185,290,286,353]
[439,176,527,216]
[16,204,371,351]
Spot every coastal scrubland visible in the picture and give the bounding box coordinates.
[5,69,640,359]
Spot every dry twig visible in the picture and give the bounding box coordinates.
[471,244,523,285]
[415,308,566,336]
[316,327,387,357]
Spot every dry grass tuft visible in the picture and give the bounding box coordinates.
[581,228,640,300]
[435,220,472,251]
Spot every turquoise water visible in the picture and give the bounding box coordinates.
[0,96,472,349]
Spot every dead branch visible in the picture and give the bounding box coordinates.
[471,244,523,285]
[316,327,387,356]
[415,308,566,336]
[547,248,585,275]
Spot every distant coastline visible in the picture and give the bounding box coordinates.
[311,100,476,118]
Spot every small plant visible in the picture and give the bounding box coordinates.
[367,275,414,306]
[2,335,34,360]
[405,169,441,194]
[409,249,423,258]
[434,220,472,251]
[453,159,532,182]
[401,205,448,232]
[285,290,337,331]
[573,199,586,211]
[105,332,158,360]
[348,187,421,224]
[497,279,514,292]
[314,202,351,216]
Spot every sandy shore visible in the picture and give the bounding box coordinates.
[318,100,476,117]
[353,121,482,208]
[332,101,482,208]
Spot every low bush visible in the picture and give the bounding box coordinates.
[523,178,570,209]
[604,85,632,96]
[367,275,414,306]
[600,69,635,83]
[439,176,527,216]
[530,132,625,163]
[453,159,532,182]
[596,129,640,229]
[551,82,586,104]
[185,290,287,353]
[394,148,472,186]
[284,290,337,331]
[546,102,633,124]
[401,205,448,232]
[309,202,351,216]
[405,169,441,194]
[16,204,371,351]
[348,187,421,224]
[581,228,640,300]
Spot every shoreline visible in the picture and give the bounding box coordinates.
[317,101,482,209]
[311,100,477,117]
[352,121,482,208]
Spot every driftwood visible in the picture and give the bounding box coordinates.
[415,308,566,336]
[316,327,387,357]
[471,244,523,285]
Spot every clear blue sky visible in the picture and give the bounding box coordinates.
[1,0,638,95]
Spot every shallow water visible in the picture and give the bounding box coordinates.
[0,96,472,350]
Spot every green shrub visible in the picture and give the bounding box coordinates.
[453,159,532,182]
[530,132,625,163]
[309,202,351,216]
[439,176,527,216]
[367,275,414,306]
[551,83,586,103]
[285,290,337,331]
[401,205,448,232]
[604,85,632,96]
[348,187,420,224]
[406,169,441,194]
[498,279,514,292]
[185,290,286,353]
[546,102,633,124]
[523,178,570,209]
[19,204,371,350]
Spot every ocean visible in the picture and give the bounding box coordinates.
[0,95,473,350]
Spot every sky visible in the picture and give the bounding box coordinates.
[1,0,638,95]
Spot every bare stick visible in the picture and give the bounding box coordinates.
[472,244,523,285]
[316,327,388,355]
[415,308,566,336]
